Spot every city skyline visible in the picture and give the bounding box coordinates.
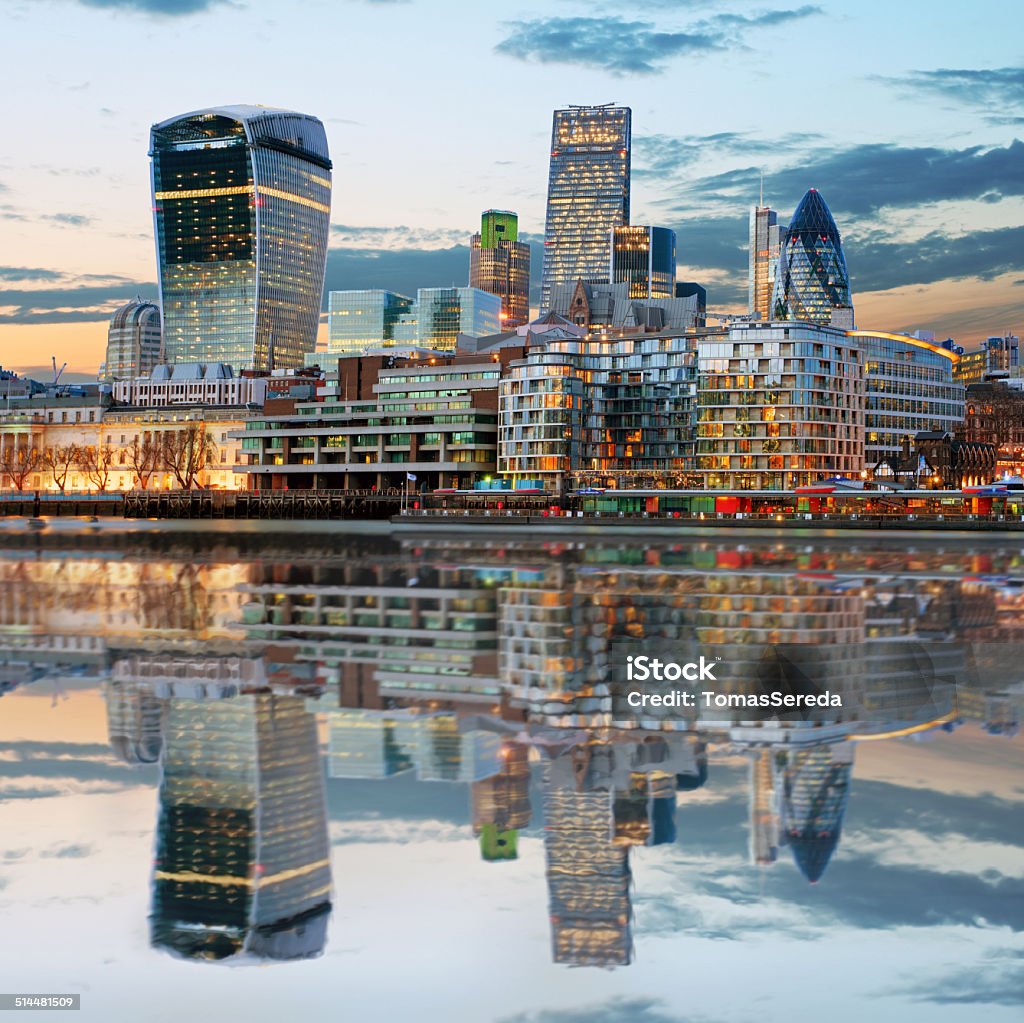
[1,0,1022,377]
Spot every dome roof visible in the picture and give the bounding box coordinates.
[788,189,842,249]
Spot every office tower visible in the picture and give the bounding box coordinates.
[101,299,163,383]
[748,205,781,320]
[780,742,853,883]
[472,741,531,862]
[150,692,331,960]
[610,225,675,300]
[469,210,531,328]
[326,290,414,355]
[771,189,852,326]
[150,105,332,372]
[410,287,502,351]
[675,281,707,326]
[748,749,780,865]
[541,104,631,311]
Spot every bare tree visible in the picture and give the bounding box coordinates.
[161,423,216,490]
[40,444,80,493]
[125,434,161,490]
[0,442,42,491]
[77,444,116,492]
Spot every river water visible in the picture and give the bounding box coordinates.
[0,520,1021,1021]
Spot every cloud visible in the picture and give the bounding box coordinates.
[890,67,1024,125]
[635,131,822,176]
[75,0,227,14]
[495,8,821,75]
[498,998,695,1023]
[681,139,1024,217]
[331,224,469,250]
[40,843,95,859]
[896,949,1024,1006]
[0,266,64,283]
[0,274,156,325]
[41,213,94,228]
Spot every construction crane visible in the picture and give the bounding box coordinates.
[51,356,67,392]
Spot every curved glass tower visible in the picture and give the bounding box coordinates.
[771,189,851,325]
[150,106,332,372]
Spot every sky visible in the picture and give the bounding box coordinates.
[1,684,1021,1023]
[0,0,1022,377]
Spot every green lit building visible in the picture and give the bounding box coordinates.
[470,210,531,328]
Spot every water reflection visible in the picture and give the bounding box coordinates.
[0,528,1021,974]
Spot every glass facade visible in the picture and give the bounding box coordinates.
[412,287,502,351]
[696,323,865,489]
[541,105,631,312]
[771,189,851,325]
[102,299,163,382]
[151,106,332,372]
[469,211,530,328]
[326,290,414,354]
[748,206,781,320]
[610,225,676,300]
[850,330,965,470]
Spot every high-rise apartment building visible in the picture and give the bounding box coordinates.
[150,105,332,372]
[749,205,782,320]
[325,289,414,356]
[101,299,163,382]
[541,104,631,312]
[469,210,531,327]
[771,189,852,327]
[610,225,675,299]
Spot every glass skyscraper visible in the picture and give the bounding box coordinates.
[541,105,631,312]
[150,105,332,372]
[748,205,782,320]
[610,225,675,299]
[469,210,530,327]
[326,289,414,355]
[771,189,852,326]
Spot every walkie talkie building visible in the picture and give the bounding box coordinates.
[150,105,332,372]
[541,104,631,312]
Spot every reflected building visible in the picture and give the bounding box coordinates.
[541,104,631,311]
[104,679,165,765]
[151,693,331,961]
[780,742,854,883]
[771,189,852,327]
[544,745,633,967]
[472,740,531,861]
[150,106,332,371]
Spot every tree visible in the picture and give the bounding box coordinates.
[161,423,216,490]
[40,444,80,493]
[125,435,160,490]
[77,444,116,492]
[0,442,41,491]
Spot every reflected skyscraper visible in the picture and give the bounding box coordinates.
[150,692,331,961]
[472,741,531,861]
[541,104,631,311]
[150,105,332,371]
[771,189,852,326]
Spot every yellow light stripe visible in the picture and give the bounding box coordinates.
[847,329,959,363]
[155,186,255,200]
[848,710,958,741]
[154,857,331,888]
[256,186,331,214]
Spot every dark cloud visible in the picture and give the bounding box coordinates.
[635,131,822,176]
[682,140,1024,217]
[41,843,95,859]
[899,950,1024,1006]
[495,17,719,75]
[849,224,1024,292]
[499,998,697,1023]
[41,213,94,228]
[495,8,821,75]
[0,275,156,325]
[76,0,226,14]
[890,67,1024,125]
[0,266,64,283]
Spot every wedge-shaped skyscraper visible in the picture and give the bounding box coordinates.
[541,104,631,312]
[150,105,332,371]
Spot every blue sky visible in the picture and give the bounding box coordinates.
[1,0,1022,373]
